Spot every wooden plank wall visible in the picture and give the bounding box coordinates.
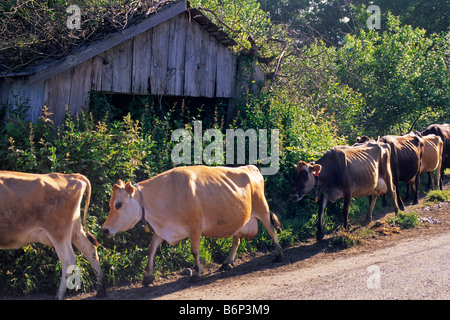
[0,12,237,125]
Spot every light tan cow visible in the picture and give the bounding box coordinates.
[420,134,443,190]
[102,165,283,286]
[0,171,105,299]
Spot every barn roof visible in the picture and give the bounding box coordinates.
[0,0,236,84]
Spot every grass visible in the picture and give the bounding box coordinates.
[328,231,360,249]
[426,189,450,204]
[389,211,420,229]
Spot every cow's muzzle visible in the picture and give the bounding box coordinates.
[290,193,304,202]
[102,227,113,238]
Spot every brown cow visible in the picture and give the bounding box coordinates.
[422,123,450,184]
[291,142,400,240]
[0,171,105,300]
[101,165,283,285]
[418,133,443,190]
[379,132,424,207]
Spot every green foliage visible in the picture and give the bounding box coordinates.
[329,231,360,249]
[0,0,159,73]
[336,14,449,136]
[191,0,281,54]
[233,86,345,220]
[426,190,450,204]
[389,212,420,229]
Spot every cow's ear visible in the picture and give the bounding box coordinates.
[113,179,124,191]
[125,182,136,198]
[311,164,322,177]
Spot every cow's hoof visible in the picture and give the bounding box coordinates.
[188,274,201,283]
[96,288,107,298]
[219,263,233,271]
[96,279,107,298]
[273,254,283,263]
[142,275,155,287]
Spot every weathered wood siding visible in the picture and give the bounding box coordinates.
[0,12,237,125]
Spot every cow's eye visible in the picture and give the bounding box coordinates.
[115,202,123,210]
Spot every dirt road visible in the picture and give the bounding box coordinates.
[73,188,450,300]
[155,230,450,300]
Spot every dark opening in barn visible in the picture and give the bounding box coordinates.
[89,92,228,127]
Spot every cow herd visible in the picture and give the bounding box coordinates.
[292,123,449,241]
[0,123,449,299]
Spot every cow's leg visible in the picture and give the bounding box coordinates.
[413,174,420,204]
[404,184,411,202]
[391,171,406,211]
[384,171,401,214]
[220,236,241,270]
[317,194,328,241]
[365,195,377,224]
[382,193,388,207]
[427,172,433,190]
[53,240,77,300]
[259,216,283,262]
[143,233,164,286]
[436,163,442,190]
[342,193,351,230]
[190,232,202,278]
[72,226,106,297]
[395,185,406,211]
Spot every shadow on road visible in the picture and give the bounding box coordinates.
[88,239,331,300]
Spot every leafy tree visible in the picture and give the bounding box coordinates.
[373,0,450,35]
[336,14,449,135]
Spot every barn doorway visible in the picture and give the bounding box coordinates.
[89,92,230,128]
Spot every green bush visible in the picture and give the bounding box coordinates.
[0,85,345,296]
[389,212,420,229]
[426,190,450,203]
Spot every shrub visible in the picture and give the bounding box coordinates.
[0,86,345,296]
[329,231,360,249]
[389,212,420,229]
[426,190,450,203]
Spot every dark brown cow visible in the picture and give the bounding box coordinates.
[379,132,424,208]
[422,123,450,184]
[291,142,400,240]
[0,171,105,299]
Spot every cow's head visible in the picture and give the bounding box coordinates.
[290,161,322,202]
[102,180,141,237]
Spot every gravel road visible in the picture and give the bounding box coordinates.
[157,230,450,300]
[71,195,450,301]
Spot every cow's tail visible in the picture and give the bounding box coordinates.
[270,211,282,234]
[79,175,99,246]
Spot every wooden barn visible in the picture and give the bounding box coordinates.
[0,0,264,125]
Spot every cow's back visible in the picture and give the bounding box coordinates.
[141,165,261,239]
[422,135,443,172]
[0,171,85,248]
[317,144,389,200]
[423,124,450,168]
[341,145,385,197]
[380,134,423,183]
